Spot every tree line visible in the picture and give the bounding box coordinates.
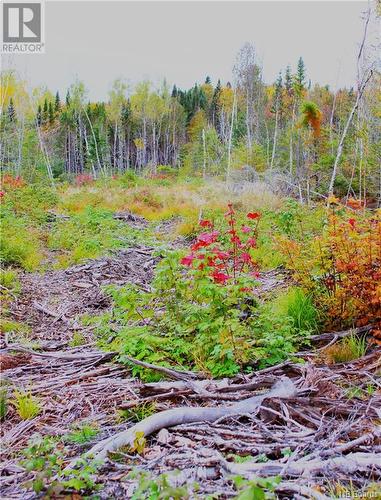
[1,43,380,202]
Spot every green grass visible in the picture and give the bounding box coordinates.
[324,334,368,364]
[63,423,99,444]
[12,390,41,420]
[269,287,318,333]
[48,206,151,267]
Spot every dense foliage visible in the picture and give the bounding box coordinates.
[1,46,380,202]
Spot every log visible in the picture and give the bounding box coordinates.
[84,377,296,460]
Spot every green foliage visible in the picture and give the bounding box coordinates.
[21,435,64,494]
[118,401,157,422]
[5,184,59,223]
[128,469,196,499]
[12,390,41,420]
[93,247,302,378]
[48,206,148,266]
[233,475,281,499]
[20,435,101,495]
[0,211,43,270]
[64,423,99,444]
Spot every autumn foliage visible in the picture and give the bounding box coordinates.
[282,207,381,340]
[180,203,261,285]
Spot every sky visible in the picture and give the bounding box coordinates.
[1,1,376,101]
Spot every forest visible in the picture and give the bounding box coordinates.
[0,3,380,499]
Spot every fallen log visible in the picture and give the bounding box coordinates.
[84,376,297,460]
[220,451,381,478]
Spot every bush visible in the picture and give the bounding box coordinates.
[93,205,302,378]
[280,205,381,334]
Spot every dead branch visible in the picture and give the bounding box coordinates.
[83,377,296,460]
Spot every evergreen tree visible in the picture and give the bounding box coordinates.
[294,57,306,96]
[171,85,178,98]
[272,72,283,114]
[65,90,71,107]
[36,104,42,126]
[42,98,49,123]
[210,79,221,127]
[205,76,211,85]
[55,91,61,112]
[285,65,293,94]
[7,98,15,122]
[48,101,55,124]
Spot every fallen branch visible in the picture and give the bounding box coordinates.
[122,354,203,381]
[84,377,296,460]
[221,451,380,477]
[310,325,372,343]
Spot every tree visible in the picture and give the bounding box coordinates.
[48,101,55,124]
[7,98,15,122]
[54,91,61,112]
[36,104,42,126]
[42,98,49,124]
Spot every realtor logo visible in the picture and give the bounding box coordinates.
[2,1,45,53]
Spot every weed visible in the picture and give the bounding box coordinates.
[0,386,8,420]
[232,474,281,499]
[64,423,99,444]
[20,435,101,494]
[127,469,196,499]
[12,390,41,420]
[272,287,318,333]
[0,269,21,295]
[117,401,157,423]
[69,331,87,347]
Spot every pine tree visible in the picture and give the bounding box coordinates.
[205,76,211,85]
[272,72,283,114]
[285,65,293,94]
[42,98,49,124]
[36,104,42,126]
[65,90,71,107]
[55,91,61,112]
[210,79,221,127]
[48,101,55,124]
[7,98,15,122]
[171,85,178,98]
[294,57,306,96]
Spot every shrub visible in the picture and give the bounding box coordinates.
[280,207,381,335]
[94,204,301,378]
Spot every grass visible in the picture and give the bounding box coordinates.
[269,287,318,333]
[12,390,41,420]
[323,333,368,364]
[117,401,157,423]
[63,423,99,444]
[0,386,8,420]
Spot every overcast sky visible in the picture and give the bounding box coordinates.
[1,1,376,101]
